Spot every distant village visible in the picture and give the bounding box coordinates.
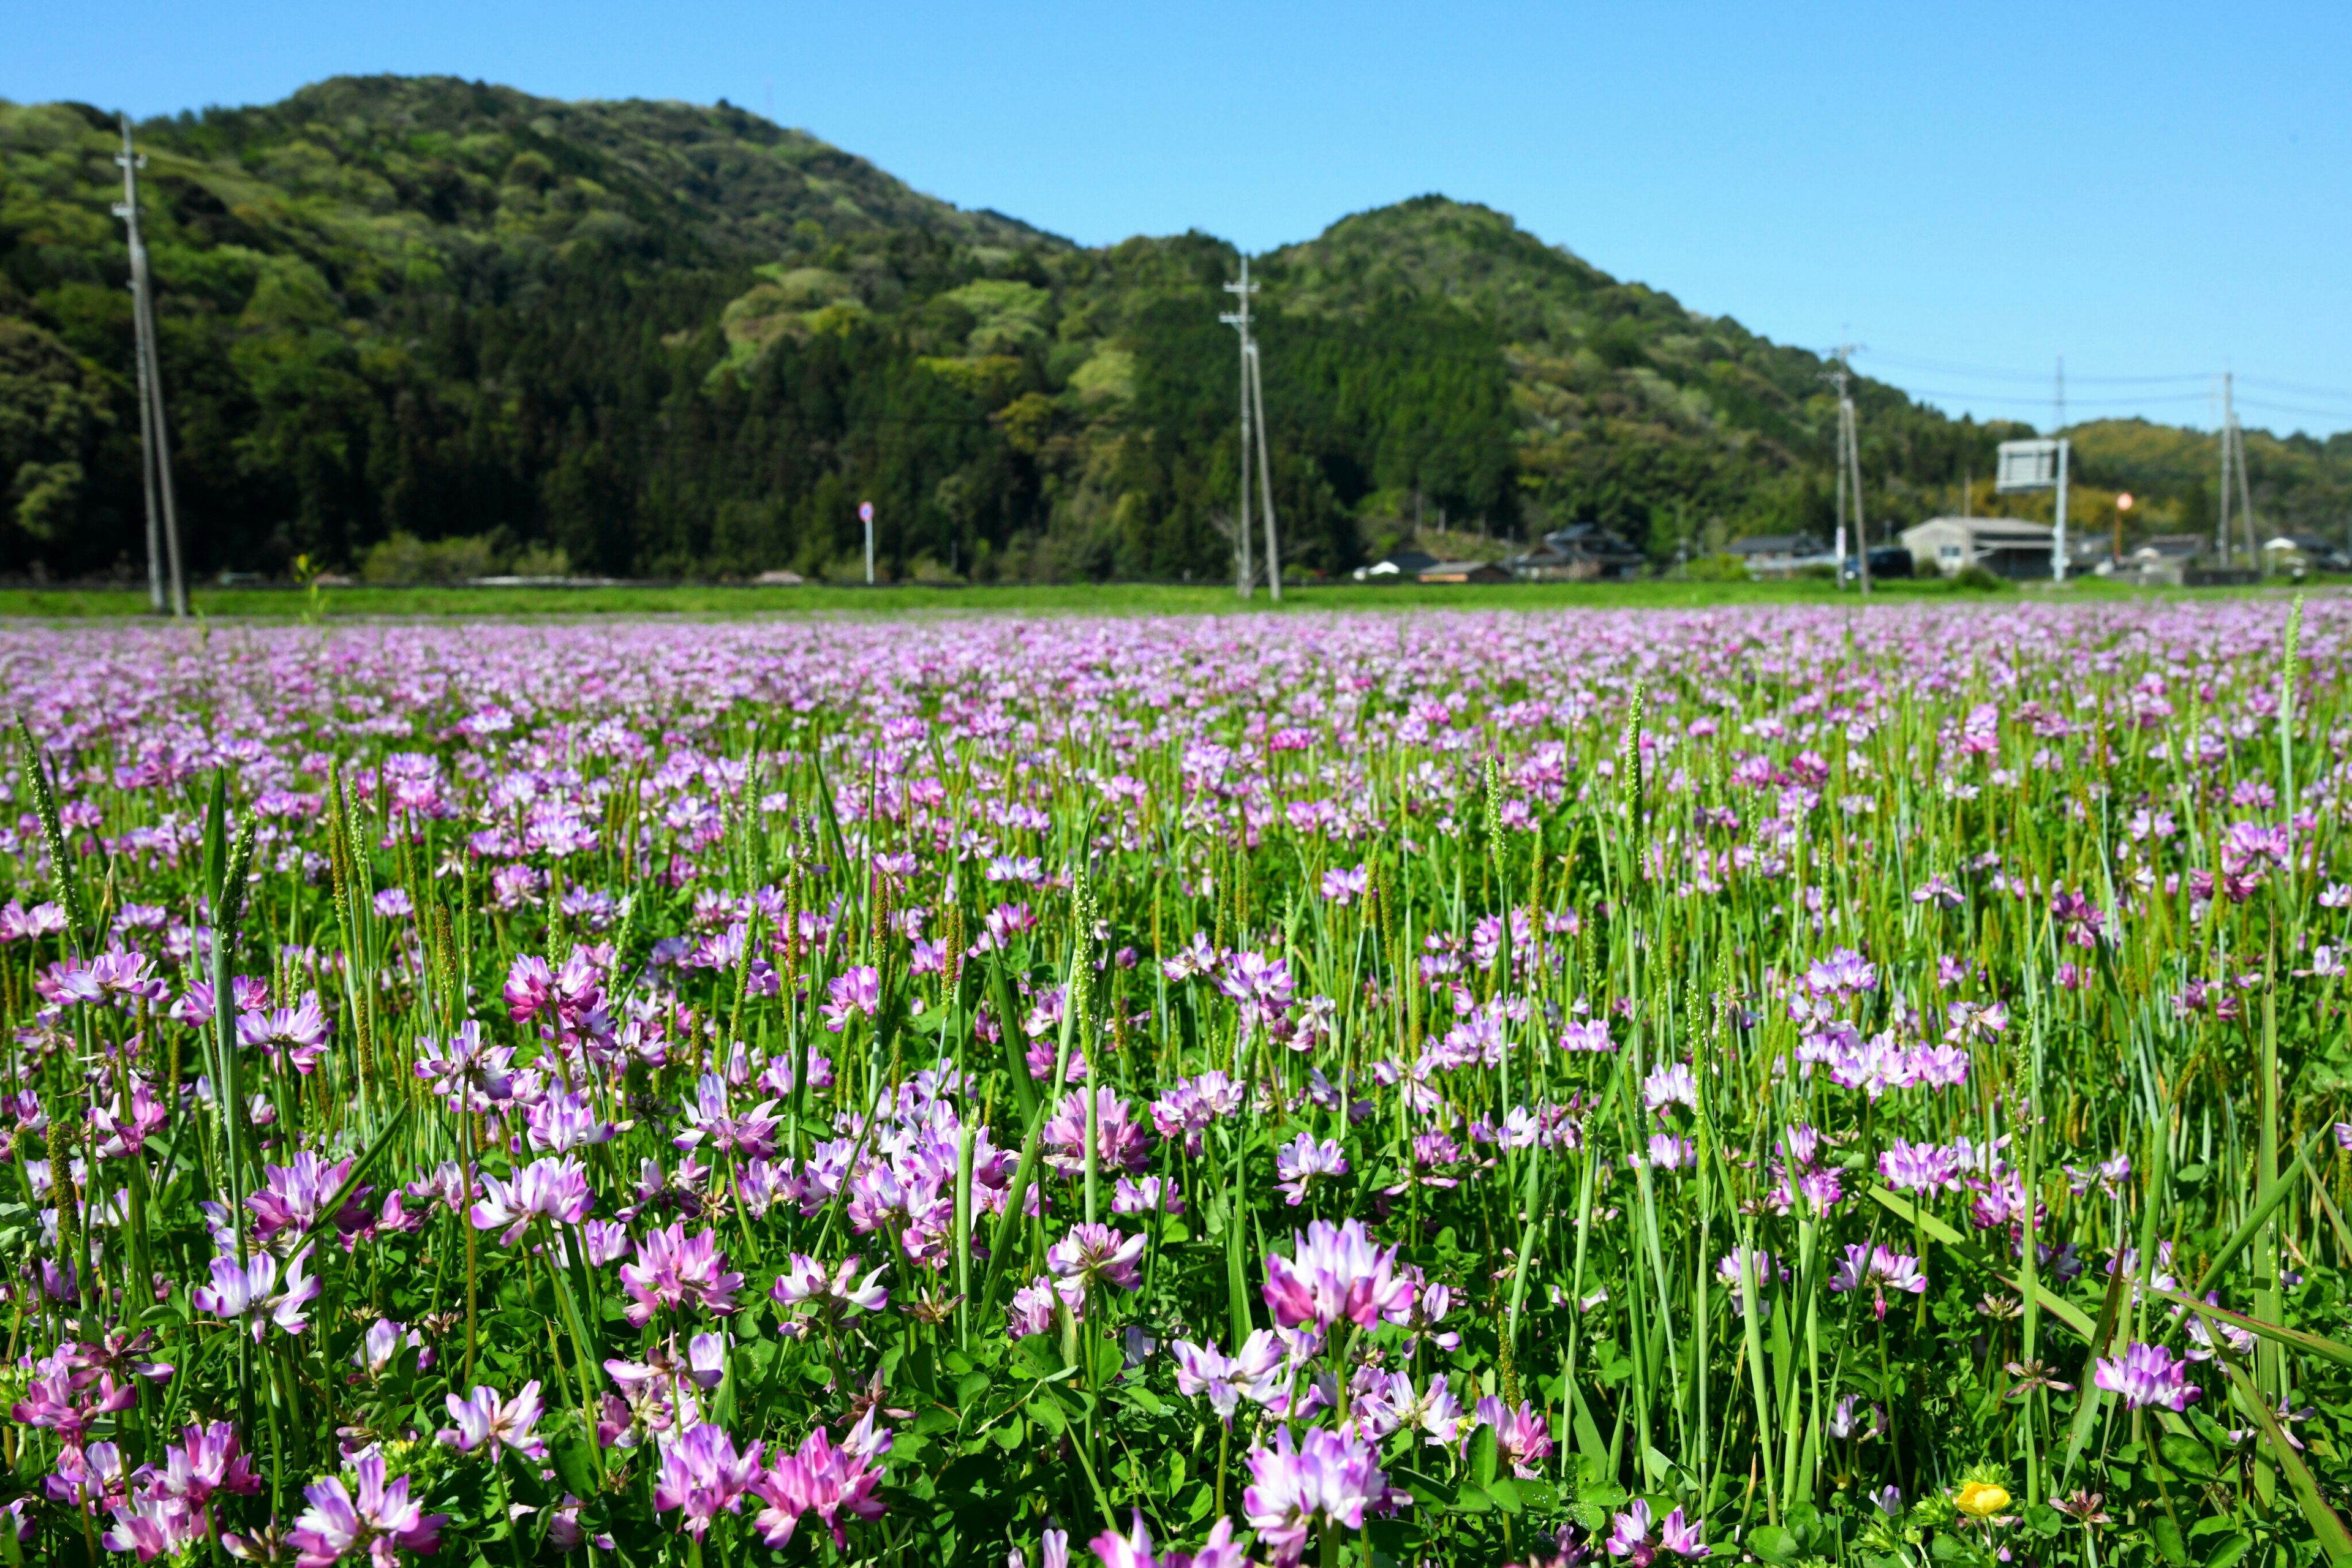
[1354,517,2348,587]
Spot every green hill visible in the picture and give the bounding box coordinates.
[2,75,2345,582]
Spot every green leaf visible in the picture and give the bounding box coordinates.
[2219,1358,2352,1565]
[2206,1530,2253,1568]
[1025,1395,1068,1438]
[1451,1483,1491,1514]
[1484,1475,1523,1515]
[955,1370,992,1408]
[2157,1432,2217,1480]
[2148,1514,2190,1566]
[1469,1422,1499,1488]
[551,1430,598,1499]
[1747,1524,1802,1565]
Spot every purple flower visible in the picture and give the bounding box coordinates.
[2093,1342,2201,1411]
[769,1254,891,1327]
[654,1422,765,1537]
[821,965,883,1032]
[413,1022,513,1112]
[1275,1133,1349,1205]
[1878,1139,1961,1192]
[1008,1275,1085,1338]
[673,1072,782,1158]
[1042,1087,1153,1178]
[1242,1423,1406,1564]
[285,1450,447,1567]
[1319,864,1371,905]
[1046,1223,1147,1292]
[1829,1243,1927,1319]
[437,1381,549,1461]
[236,991,333,1074]
[192,1248,319,1342]
[1469,1395,1555,1478]
[1262,1218,1414,1332]
[749,1410,892,1548]
[1604,1498,1708,1561]
[246,1151,361,1244]
[620,1223,744,1324]
[469,1155,593,1245]
[1089,1510,1250,1568]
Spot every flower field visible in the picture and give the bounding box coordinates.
[1,598,2348,1568]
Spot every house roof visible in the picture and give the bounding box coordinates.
[1901,516,2052,541]
[1727,534,1823,556]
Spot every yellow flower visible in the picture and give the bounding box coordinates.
[1955,1480,2011,1518]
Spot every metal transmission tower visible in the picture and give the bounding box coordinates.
[1220,259,1281,601]
[113,116,187,616]
[1820,345,1869,594]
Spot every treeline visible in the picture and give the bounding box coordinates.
[2,77,2344,584]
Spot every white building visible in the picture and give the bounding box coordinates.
[1898,516,2055,579]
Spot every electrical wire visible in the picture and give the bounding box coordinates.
[1858,351,2210,386]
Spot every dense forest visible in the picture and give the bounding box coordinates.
[3,74,2348,582]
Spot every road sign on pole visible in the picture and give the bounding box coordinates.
[859,500,875,586]
[1995,437,2073,584]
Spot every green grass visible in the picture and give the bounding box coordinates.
[0,573,2326,619]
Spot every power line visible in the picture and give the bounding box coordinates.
[1886,386,2213,409]
[1860,350,2209,386]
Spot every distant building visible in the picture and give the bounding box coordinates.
[2264,533,2350,571]
[1726,534,1827,578]
[1352,549,1441,581]
[1898,517,2055,579]
[1414,560,1514,584]
[1505,523,1646,582]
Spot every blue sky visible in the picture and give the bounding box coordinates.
[11,1,2350,435]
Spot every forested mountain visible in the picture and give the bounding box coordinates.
[3,75,2346,582]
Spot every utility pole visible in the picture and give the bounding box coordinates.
[113,115,187,616]
[1820,344,1869,594]
[2051,357,2070,586]
[1222,258,1280,600]
[1246,339,1280,602]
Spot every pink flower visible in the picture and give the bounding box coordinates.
[468,1156,592,1245]
[1042,1088,1153,1178]
[1275,1134,1348,1205]
[1262,1218,1414,1332]
[750,1409,892,1548]
[285,1450,447,1567]
[192,1248,319,1342]
[1829,1243,1926,1319]
[821,966,883,1032]
[1046,1223,1147,1292]
[2093,1342,2200,1412]
[769,1254,891,1327]
[620,1223,744,1324]
[437,1381,549,1461]
[1088,1510,1250,1568]
[1469,1396,1555,1478]
[1242,1423,1405,1564]
[236,991,332,1074]
[1319,864,1371,905]
[1008,1275,1085,1338]
[655,1422,765,1539]
[1604,1497,1708,1561]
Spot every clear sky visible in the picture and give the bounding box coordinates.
[10,1,2350,435]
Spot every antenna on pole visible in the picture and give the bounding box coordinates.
[113,114,187,617]
[1221,258,1278,601]
[1819,344,1869,595]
